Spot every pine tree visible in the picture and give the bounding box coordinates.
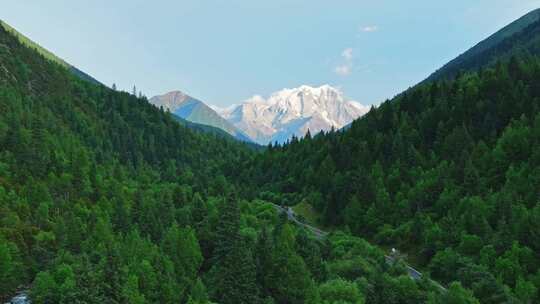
[121,275,146,304]
[212,194,241,263]
[255,227,274,295]
[213,238,261,304]
[191,193,208,225]
[296,229,325,281]
[208,195,261,304]
[161,224,203,288]
[0,240,16,296]
[266,224,316,304]
[72,147,91,196]
[189,278,209,303]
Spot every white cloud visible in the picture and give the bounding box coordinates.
[334,48,354,76]
[360,25,378,32]
[334,65,352,76]
[341,47,353,60]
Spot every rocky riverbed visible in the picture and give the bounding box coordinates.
[5,291,30,304]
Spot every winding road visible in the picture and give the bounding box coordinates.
[271,203,447,292]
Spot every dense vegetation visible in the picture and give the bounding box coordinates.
[0,21,467,304]
[0,20,101,85]
[246,29,540,304]
[3,10,540,304]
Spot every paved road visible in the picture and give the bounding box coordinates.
[272,204,328,239]
[384,255,422,279]
[271,203,446,292]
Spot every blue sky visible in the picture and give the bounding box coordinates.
[2,0,540,107]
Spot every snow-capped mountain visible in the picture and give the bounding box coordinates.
[216,85,370,144]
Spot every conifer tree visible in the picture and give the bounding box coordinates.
[213,237,261,304]
[212,194,241,263]
[266,224,316,304]
[161,224,203,287]
[209,195,261,304]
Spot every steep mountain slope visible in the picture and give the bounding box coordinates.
[424,8,540,82]
[0,19,254,302]
[150,91,252,142]
[171,114,263,149]
[219,85,369,144]
[243,10,540,303]
[173,114,238,139]
[0,19,101,85]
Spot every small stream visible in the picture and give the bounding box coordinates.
[5,291,30,304]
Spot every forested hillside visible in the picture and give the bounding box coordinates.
[245,21,540,303]
[0,18,242,301]
[0,20,101,85]
[0,20,465,304]
[3,8,540,304]
[425,9,540,82]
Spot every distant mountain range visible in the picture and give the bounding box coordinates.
[148,8,540,145]
[216,85,370,144]
[151,85,369,145]
[149,91,252,142]
[1,20,369,146]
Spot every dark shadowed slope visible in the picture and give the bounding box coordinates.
[424,8,540,82]
[172,114,263,149]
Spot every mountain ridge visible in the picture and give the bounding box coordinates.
[0,19,101,85]
[424,8,540,82]
[150,90,253,142]
[217,84,370,144]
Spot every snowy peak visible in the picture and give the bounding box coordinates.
[219,85,370,144]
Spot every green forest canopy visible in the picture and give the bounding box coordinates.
[1,12,540,304]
